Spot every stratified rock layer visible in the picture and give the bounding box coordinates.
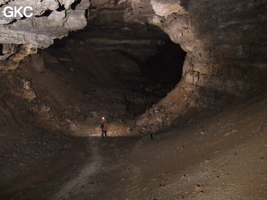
[0,0,89,70]
[0,0,266,134]
[0,0,89,48]
[133,0,267,133]
[131,0,267,94]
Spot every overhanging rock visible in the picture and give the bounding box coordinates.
[0,0,89,48]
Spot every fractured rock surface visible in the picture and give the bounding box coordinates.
[0,1,266,199]
[0,0,89,48]
[132,0,267,133]
[0,0,266,134]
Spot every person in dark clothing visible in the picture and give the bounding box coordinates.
[101,117,108,138]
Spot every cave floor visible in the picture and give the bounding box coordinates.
[0,94,266,200]
[0,40,266,200]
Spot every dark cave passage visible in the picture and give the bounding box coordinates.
[43,22,187,118]
[141,40,186,87]
[0,0,266,199]
[0,44,3,55]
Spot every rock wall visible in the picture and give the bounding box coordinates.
[133,0,267,133]
[0,0,266,135]
[132,0,267,94]
[0,0,89,48]
[0,0,89,70]
[1,0,266,92]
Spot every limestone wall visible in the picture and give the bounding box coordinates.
[133,0,267,133]
[0,0,89,48]
[132,0,267,95]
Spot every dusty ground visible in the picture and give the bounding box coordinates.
[0,44,266,200]
[0,90,266,200]
[62,94,266,200]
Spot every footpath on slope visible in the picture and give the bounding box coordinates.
[0,93,266,200]
[0,48,266,199]
[68,94,267,200]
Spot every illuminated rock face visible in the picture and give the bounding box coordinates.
[0,0,89,48]
[0,0,266,133]
[0,0,89,70]
[0,0,265,93]
[130,0,267,133]
[131,0,267,95]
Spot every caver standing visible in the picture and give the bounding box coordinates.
[101,117,108,138]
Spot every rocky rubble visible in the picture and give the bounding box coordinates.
[0,44,37,71]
